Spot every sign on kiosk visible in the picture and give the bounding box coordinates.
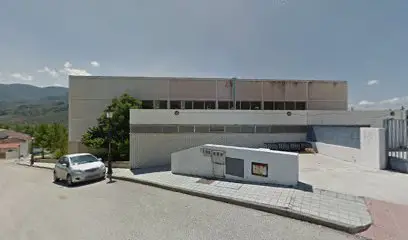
[251,162,268,177]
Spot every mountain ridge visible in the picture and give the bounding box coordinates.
[0,83,68,102]
[0,83,69,124]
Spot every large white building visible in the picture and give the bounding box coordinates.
[69,76,406,169]
[69,76,349,153]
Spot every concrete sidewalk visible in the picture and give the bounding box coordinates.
[15,160,372,234]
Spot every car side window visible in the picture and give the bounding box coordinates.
[63,157,70,166]
[58,157,64,164]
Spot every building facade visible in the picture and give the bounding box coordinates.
[69,76,348,153]
[128,109,402,168]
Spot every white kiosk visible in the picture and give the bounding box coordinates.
[171,144,299,186]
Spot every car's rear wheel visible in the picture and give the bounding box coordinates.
[66,174,73,187]
[53,171,59,182]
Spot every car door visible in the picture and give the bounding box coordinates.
[60,157,70,180]
[55,157,64,179]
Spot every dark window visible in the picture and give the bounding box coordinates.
[205,101,216,109]
[209,125,225,132]
[241,101,250,110]
[255,125,270,133]
[295,102,306,110]
[225,125,241,133]
[178,125,194,133]
[132,126,163,133]
[184,101,193,109]
[264,101,274,110]
[218,101,229,109]
[234,101,241,109]
[250,102,261,110]
[141,100,154,109]
[162,125,178,133]
[194,125,209,133]
[241,125,254,133]
[275,102,285,110]
[285,102,295,110]
[170,101,181,109]
[193,101,205,109]
[158,101,168,109]
[58,158,64,164]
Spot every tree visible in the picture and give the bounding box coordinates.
[47,123,68,158]
[81,93,141,161]
[33,124,49,158]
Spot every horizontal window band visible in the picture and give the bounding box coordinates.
[130,124,307,134]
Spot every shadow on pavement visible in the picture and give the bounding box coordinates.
[53,178,106,188]
[106,180,117,184]
[130,165,170,175]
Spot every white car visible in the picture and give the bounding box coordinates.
[53,153,106,186]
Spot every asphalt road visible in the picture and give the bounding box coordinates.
[0,161,359,240]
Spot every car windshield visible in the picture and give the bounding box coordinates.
[70,155,98,165]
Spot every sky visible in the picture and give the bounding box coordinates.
[0,0,407,109]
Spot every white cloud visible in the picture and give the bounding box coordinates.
[367,80,379,86]
[353,96,408,110]
[64,61,72,68]
[59,61,91,76]
[358,100,374,106]
[37,66,59,78]
[10,73,33,81]
[380,97,401,104]
[90,61,100,67]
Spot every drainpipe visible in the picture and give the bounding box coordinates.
[232,77,236,109]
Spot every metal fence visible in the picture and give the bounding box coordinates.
[383,119,408,172]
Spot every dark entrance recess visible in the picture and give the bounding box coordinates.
[264,142,313,152]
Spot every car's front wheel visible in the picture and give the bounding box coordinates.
[66,174,73,187]
[53,171,59,182]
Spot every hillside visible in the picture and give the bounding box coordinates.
[0,83,68,101]
[0,84,68,124]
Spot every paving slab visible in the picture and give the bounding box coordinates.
[112,168,372,234]
[15,160,372,234]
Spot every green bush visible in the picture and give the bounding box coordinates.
[54,149,66,159]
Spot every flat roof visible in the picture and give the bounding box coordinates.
[69,75,347,84]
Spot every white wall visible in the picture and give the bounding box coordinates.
[313,128,386,170]
[5,150,19,159]
[172,144,299,186]
[130,133,306,169]
[360,128,386,169]
[130,109,404,127]
[312,142,360,163]
[19,141,29,156]
[171,146,214,178]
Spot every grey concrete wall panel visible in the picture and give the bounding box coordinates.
[225,157,245,178]
[307,126,362,149]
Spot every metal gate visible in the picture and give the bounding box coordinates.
[383,119,408,170]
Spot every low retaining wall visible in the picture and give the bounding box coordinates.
[131,133,306,169]
[311,128,386,170]
[171,144,299,186]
